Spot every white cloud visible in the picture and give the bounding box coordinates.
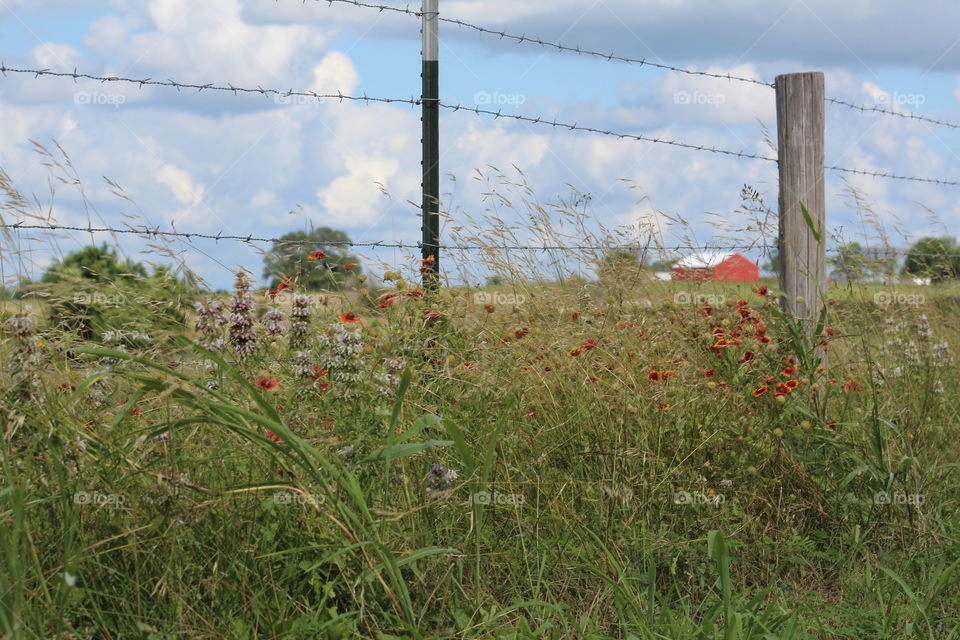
[319,155,399,226]
[310,52,360,95]
[157,164,204,206]
[31,43,80,70]
[82,15,137,53]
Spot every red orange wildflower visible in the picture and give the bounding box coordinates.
[255,376,278,391]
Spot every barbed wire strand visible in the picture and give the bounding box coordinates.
[0,63,775,163]
[2,64,960,186]
[825,97,960,131]
[9,223,960,258]
[1,223,767,253]
[825,164,960,187]
[0,63,419,106]
[310,0,774,87]
[314,0,960,133]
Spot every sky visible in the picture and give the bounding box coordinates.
[1,0,960,289]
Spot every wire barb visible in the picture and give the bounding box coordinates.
[1,63,958,186]
[825,97,960,131]
[309,0,776,87]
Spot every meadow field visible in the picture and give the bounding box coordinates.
[2,259,959,639]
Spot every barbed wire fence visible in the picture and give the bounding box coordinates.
[0,0,958,303]
[6,223,960,259]
[4,216,960,374]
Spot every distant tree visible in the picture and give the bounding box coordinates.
[648,259,676,272]
[39,244,189,339]
[829,242,871,281]
[262,228,362,291]
[901,237,960,283]
[598,249,643,282]
[42,244,147,284]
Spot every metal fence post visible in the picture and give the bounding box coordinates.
[421,0,440,289]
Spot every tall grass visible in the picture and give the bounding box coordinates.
[1,159,959,638]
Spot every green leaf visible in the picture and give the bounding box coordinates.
[800,202,822,244]
[393,414,442,445]
[443,417,476,472]
[363,440,453,463]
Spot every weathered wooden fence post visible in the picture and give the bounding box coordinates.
[776,72,826,326]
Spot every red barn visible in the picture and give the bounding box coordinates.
[671,252,759,282]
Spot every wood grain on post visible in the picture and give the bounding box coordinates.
[776,72,826,324]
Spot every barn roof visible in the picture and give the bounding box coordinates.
[673,251,735,269]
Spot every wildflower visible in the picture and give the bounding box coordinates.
[739,351,755,364]
[343,262,355,271]
[648,370,674,382]
[195,299,227,352]
[656,403,672,411]
[702,369,715,376]
[755,285,769,297]
[422,309,442,322]
[311,365,330,391]
[514,327,530,339]
[338,313,361,324]
[131,407,143,417]
[377,357,405,396]
[426,463,459,494]
[785,379,799,390]
[318,323,365,397]
[262,303,286,338]
[376,293,399,309]
[782,366,798,376]
[420,255,436,273]
[484,304,495,313]
[753,385,769,397]
[229,270,257,358]
[255,376,279,391]
[5,313,42,399]
[844,381,860,393]
[569,338,596,357]
[264,431,282,443]
[308,251,326,261]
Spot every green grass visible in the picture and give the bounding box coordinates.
[2,271,960,638]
